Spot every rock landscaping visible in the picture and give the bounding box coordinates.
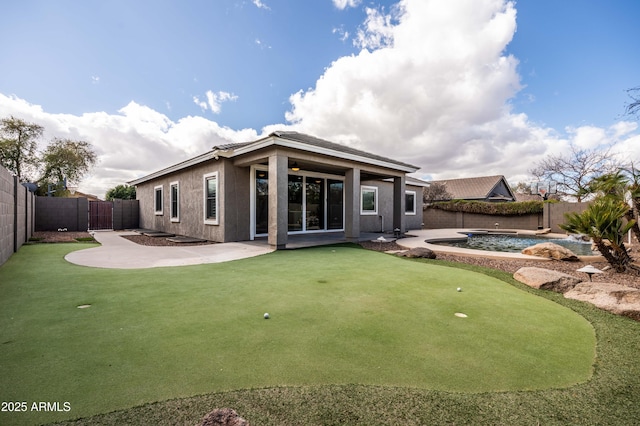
[565,282,640,321]
[513,267,582,293]
[199,408,250,426]
[521,242,580,261]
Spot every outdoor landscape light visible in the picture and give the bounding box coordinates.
[576,265,603,282]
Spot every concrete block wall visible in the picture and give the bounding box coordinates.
[423,202,588,232]
[423,209,541,230]
[0,165,34,266]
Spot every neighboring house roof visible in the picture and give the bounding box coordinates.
[130,131,419,186]
[430,175,516,202]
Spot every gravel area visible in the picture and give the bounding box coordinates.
[31,231,95,243]
[120,234,215,247]
[359,240,640,290]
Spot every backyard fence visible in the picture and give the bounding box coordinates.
[35,197,139,232]
[422,202,589,233]
[0,165,35,267]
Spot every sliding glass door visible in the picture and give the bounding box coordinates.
[254,169,343,235]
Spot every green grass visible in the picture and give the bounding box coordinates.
[0,243,624,426]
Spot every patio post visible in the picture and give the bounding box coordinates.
[345,167,360,241]
[393,175,406,233]
[268,153,288,249]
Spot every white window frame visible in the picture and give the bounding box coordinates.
[360,185,378,215]
[203,172,219,225]
[170,181,180,222]
[154,185,163,215]
[405,190,417,215]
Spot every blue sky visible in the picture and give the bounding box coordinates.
[1,0,639,198]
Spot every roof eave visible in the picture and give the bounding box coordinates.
[231,136,419,173]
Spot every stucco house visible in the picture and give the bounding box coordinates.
[129,131,423,249]
[429,175,516,202]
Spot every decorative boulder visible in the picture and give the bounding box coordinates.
[564,282,640,321]
[397,247,437,259]
[199,408,250,426]
[513,267,582,293]
[522,242,580,261]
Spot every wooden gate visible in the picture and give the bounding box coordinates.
[89,201,113,230]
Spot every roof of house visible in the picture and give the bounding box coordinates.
[430,175,515,201]
[130,131,419,185]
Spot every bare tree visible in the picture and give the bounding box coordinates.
[625,86,640,119]
[423,182,452,206]
[529,144,623,202]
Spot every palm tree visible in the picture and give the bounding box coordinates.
[586,168,640,245]
[561,197,637,273]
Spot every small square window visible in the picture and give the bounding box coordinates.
[361,186,378,215]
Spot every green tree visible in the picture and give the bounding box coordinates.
[105,184,136,201]
[0,116,43,180]
[40,138,97,185]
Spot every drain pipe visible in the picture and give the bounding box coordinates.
[379,215,384,232]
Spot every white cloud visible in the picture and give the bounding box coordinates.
[0,94,258,199]
[91,76,100,84]
[354,6,398,50]
[332,26,350,42]
[193,90,239,114]
[285,0,613,182]
[333,0,361,10]
[252,0,270,10]
[1,0,638,199]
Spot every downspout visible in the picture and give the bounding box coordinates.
[379,215,384,232]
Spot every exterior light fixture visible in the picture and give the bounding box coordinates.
[576,265,603,282]
[291,162,300,171]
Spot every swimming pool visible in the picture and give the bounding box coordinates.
[430,233,596,256]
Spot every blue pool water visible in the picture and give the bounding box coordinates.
[431,233,596,256]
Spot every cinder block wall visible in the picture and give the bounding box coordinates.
[423,202,589,232]
[0,166,34,266]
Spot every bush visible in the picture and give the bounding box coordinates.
[429,200,546,216]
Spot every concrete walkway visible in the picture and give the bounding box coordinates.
[64,228,561,269]
[64,231,275,269]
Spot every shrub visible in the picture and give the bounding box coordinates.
[429,200,546,216]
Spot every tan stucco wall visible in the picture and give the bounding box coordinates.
[360,180,423,232]
[136,159,250,242]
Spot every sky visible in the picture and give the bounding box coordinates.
[1,0,639,199]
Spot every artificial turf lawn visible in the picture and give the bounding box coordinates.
[0,243,595,425]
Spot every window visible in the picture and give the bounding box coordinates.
[204,172,219,225]
[170,181,179,222]
[154,185,163,215]
[405,190,416,215]
[360,186,378,215]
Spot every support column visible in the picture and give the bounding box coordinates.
[393,175,406,233]
[345,167,360,240]
[268,153,288,249]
